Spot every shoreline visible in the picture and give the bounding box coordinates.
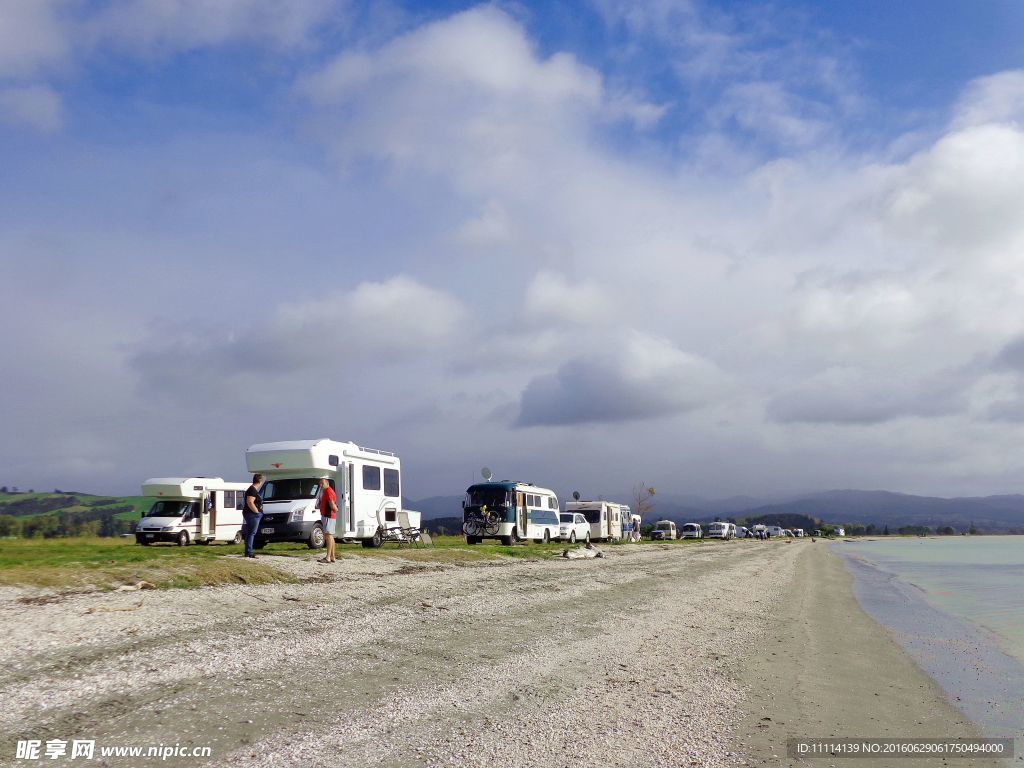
[734,543,1008,767]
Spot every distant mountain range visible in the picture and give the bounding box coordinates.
[404,490,1024,533]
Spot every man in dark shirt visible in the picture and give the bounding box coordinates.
[242,474,265,558]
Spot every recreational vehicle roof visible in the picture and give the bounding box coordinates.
[466,481,556,496]
[246,439,399,475]
[142,478,238,499]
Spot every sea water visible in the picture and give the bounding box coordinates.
[836,536,1024,744]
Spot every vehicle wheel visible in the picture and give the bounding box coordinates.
[253,539,267,550]
[197,539,211,546]
[361,527,383,548]
[585,532,591,544]
[176,531,189,547]
[137,539,151,546]
[569,531,576,544]
[307,524,325,549]
[466,535,481,545]
[500,535,513,546]
[231,531,242,545]
[543,530,550,544]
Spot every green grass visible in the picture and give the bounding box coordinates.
[0,537,300,591]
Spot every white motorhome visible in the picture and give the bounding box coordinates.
[680,522,703,539]
[651,520,677,540]
[706,521,733,540]
[136,478,248,546]
[245,439,420,549]
[462,480,560,545]
[834,527,846,537]
[565,499,631,542]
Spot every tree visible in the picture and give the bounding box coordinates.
[0,486,7,493]
[883,525,890,535]
[632,483,656,519]
[0,515,20,537]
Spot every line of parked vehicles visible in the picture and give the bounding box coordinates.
[132,437,817,550]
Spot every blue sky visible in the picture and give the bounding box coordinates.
[2,0,1024,500]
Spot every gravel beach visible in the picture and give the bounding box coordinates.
[0,541,1005,767]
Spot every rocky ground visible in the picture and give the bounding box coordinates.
[1,542,802,767]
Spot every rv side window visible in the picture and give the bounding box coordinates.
[362,466,381,491]
[548,497,555,509]
[385,508,397,522]
[383,469,400,498]
[235,492,244,510]
[222,491,233,509]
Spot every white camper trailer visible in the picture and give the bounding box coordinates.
[706,521,733,540]
[245,439,420,549]
[565,499,631,542]
[136,478,248,546]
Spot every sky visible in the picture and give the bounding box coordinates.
[2,0,1024,501]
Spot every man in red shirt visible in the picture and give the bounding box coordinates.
[318,478,338,563]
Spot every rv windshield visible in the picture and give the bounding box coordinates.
[145,500,195,519]
[465,487,511,508]
[261,478,322,502]
[576,508,601,524]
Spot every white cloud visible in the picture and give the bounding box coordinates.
[0,0,68,78]
[0,84,62,132]
[82,0,341,54]
[952,69,1024,129]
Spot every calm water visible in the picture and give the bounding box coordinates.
[836,536,1024,743]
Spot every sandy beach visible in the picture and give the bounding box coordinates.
[0,541,1006,767]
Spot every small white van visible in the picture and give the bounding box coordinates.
[706,522,733,540]
[136,478,248,546]
[764,525,784,538]
[680,522,703,539]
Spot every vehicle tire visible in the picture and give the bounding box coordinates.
[307,524,325,549]
[361,527,383,548]
[253,539,267,550]
[176,531,189,547]
[197,539,211,545]
[569,531,576,544]
[543,530,550,544]
[585,532,591,544]
[137,539,151,546]
[231,531,242,545]
[500,535,513,546]
[466,535,481,545]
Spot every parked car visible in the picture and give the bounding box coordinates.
[559,512,591,544]
[680,522,703,539]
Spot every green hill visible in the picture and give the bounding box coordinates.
[0,491,146,538]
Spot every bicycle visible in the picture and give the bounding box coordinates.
[463,506,501,537]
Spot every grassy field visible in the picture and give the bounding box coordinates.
[0,530,735,593]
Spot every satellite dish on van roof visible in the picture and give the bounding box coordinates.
[572,491,580,501]
[481,467,493,481]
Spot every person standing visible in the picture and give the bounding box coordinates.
[242,473,265,559]
[318,478,338,563]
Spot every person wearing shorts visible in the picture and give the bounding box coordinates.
[318,478,338,563]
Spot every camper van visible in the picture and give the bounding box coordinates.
[136,478,248,546]
[245,439,420,549]
[680,522,703,539]
[650,520,677,540]
[764,525,785,538]
[706,521,733,540]
[565,499,631,542]
[463,480,560,545]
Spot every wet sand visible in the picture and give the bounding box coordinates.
[735,542,1009,767]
